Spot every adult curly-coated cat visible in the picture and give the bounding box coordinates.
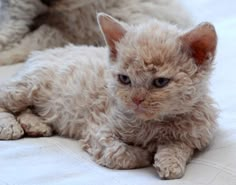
[0,13,217,179]
[0,0,192,65]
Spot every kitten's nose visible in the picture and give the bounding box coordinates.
[132,96,144,105]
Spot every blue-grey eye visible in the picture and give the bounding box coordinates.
[118,74,131,85]
[153,78,170,88]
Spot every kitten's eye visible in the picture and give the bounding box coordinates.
[118,74,131,85]
[153,78,170,88]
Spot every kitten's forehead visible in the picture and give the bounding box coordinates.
[117,21,182,74]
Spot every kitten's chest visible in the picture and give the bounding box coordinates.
[115,119,180,151]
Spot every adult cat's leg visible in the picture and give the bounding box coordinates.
[0,0,47,50]
[82,127,152,169]
[0,25,68,65]
[153,142,193,179]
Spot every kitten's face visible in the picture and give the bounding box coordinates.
[98,14,217,120]
[108,26,196,120]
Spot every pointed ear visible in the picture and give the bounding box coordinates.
[97,13,127,59]
[180,23,217,65]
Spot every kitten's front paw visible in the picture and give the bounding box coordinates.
[0,112,24,140]
[96,146,151,169]
[154,154,185,179]
[17,111,53,137]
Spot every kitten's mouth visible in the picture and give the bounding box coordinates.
[133,106,156,119]
[125,103,156,119]
[127,104,147,113]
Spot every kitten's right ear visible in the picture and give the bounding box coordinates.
[180,22,217,65]
[97,13,127,60]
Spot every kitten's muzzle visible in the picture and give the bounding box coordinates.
[132,96,145,106]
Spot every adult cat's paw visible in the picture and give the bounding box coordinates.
[0,35,7,49]
[0,51,22,65]
[153,153,185,179]
[0,112,24,140]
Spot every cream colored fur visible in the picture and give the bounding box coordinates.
[0,0,47,50]
[0,14,217,180]
[0,0,192,65]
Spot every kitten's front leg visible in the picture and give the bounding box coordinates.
[82,129,152,169]
[0,75,52,139]
[153,142,193,179]
[96,143,152,169]
[17,109,53,137]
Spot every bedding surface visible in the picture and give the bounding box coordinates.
[0,0,236,185]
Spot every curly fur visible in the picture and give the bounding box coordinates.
[0,0,192,65]
[0,14,217,180]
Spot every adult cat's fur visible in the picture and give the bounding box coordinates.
[0,0,192,65]
[0,14,217,179]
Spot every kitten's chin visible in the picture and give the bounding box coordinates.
[121,103,158,120]
[132,107,157,121]
[135,113,155,121]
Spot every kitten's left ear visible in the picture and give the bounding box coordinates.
[97,13,127,59]
[180,23,217,65]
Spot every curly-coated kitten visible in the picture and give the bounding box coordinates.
[0,0,192,65]
[0,13,217,179]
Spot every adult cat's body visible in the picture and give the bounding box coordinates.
[0,0,192,65]
[0,14,217,179]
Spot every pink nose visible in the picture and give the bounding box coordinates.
[132,97,144,105]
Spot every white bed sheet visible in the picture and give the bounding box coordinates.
[0,1,236,185]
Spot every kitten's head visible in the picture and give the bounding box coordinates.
[98,13,217,120]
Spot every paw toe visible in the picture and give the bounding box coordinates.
[17,112,53,137]
[154,159,184,179]
[0,112,24,140]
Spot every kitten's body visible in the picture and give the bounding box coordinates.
[0,0,192,65]
[0,15,217,179]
